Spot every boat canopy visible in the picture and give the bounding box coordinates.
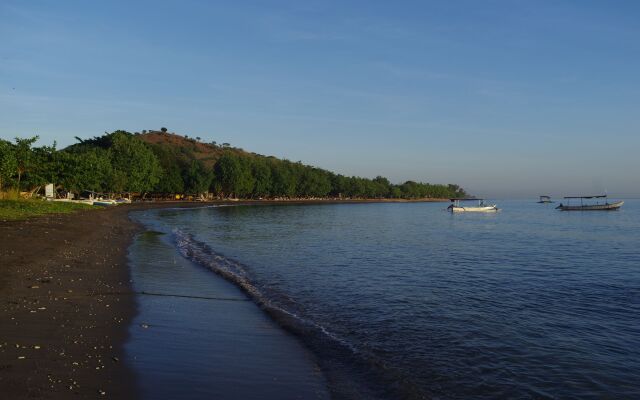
[449,198,483,201]
[539,195,551,199]
[563,195,607,199]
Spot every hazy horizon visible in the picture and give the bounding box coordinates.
[2,1,639,198]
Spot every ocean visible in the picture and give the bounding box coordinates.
[126,200,640,399]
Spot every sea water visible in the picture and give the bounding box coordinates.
[128,200,640,399]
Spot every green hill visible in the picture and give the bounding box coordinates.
[1,130,467,199]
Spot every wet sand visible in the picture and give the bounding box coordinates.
[125,228,329,399]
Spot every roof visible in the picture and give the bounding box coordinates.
[563,195,607,199]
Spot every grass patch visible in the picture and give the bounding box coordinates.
[0,189,22,200]
[0,200,94,221]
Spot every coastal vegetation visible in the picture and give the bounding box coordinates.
[0,130,467,200]
[0,199,92,220]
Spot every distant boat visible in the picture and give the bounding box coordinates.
[53,198,94,205]
[93,200,117,207]
[537,195,554,203]
[556,195,623,211]
[448,198,499,213]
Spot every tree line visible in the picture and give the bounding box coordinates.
[0,131,467,199]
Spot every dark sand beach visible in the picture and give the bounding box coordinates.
[0,202,223,398]
[0,205,140,398]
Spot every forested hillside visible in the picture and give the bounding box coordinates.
[0,130,467,199]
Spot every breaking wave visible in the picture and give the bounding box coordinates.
[171,229,417,400]
[173,229,358,352]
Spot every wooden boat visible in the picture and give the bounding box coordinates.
[556,195,623,211]
[537,195,554,203]
[448,198,499,212]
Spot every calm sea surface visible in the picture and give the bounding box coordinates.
[131,200,640,399]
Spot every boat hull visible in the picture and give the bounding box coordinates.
[556,201,624,211]
[449,205,499,213]
[93,200,117,207]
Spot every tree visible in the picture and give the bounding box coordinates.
[236,157,255,197]
[213,152,253,197]
[0,140,17,190]
[250,158,272,197]
[13,136,39,190]
[298,167,331,197]
[372,176,391,198]
[28,143,59,190]
[184,160,212,195]
[57,148,113,193]
[214,152,242,197]
[108,131,161,193]
[270,160,296,197]
[160,127,168,133]
[148,142,187,194]
[155,164,184,194]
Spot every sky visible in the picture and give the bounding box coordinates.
[1,0,639,198]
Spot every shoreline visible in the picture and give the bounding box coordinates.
[124,223,331,399]
[136,197,450,205]
[0,199,440,398]
[0,202,209,398]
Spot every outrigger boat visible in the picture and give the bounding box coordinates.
[537,195,554,203]
[556,195,623,211]
[448,198,499,213]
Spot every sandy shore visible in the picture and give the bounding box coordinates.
[0,205,142,398]
[0,201,221,398]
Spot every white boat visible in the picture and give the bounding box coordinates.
[537,195,554,204]
[93,201,116,207]
[447,198,499,213]
[93,198,119,207]
[53,198,94,206]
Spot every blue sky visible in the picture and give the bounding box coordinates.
[1,1,639,197]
